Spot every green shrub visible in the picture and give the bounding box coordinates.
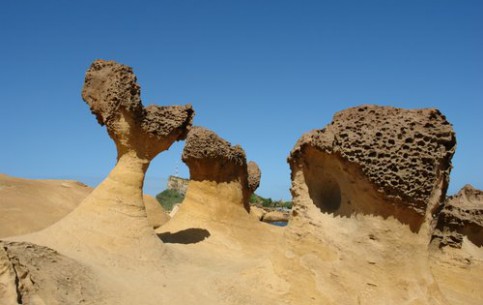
[249,193,292,209]
[155,189,185,211]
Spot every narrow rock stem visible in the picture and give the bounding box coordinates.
[85,150,151,216]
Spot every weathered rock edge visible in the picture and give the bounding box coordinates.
[432,185,483,248]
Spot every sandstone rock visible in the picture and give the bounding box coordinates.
[0,241,100,304]
[0,174,169,238]
[288,104,456,231]
[144,194,171,229]
[0,174,91,238]
[277,105,457,304]
[157,127,281,253]
[247,161,261,193]
[262,210,289,223]
[249,205,266,220]
[82,59,194,160]
[181,126,250,210]
[10,59,194,269]
[182,126,246,180]
[7,58,481,305]
[432,185,483,248]
[429,185,483,305]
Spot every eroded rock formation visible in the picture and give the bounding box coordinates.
[3,59,482,305]
[157,127,281,252]
[82,60,194,160]
[276,105,457,304]
[247,161,261,194]
[0,241,100,305]
[432,185,483,248]
[289,104,456,232]
[262,210,289,223]
[429,185,483,305]
[7,59,194,274]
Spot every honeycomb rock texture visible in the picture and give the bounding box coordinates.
[181,126,253,211]
[289,105,456,215]
[182,127,246,167]
[247,161,261,193]
[81,59,194,158]
[82,59,143,126]
[433,185,483,248]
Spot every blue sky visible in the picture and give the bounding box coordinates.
[1,0,482,199]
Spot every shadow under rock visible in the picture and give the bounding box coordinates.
[158,228,211,244]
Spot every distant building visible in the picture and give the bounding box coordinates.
[167,176,189,194]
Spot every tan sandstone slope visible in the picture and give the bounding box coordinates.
[0,174,169,238]
[0,174,91,238]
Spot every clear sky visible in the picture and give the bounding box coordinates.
[1,0,482,200]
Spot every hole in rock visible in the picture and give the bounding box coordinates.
[308,176,342,213]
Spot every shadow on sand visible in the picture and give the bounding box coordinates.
[158,228,211,244]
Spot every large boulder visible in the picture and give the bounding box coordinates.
[288,104,456,232]
[278,105,457,304]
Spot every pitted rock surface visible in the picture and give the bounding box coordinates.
[289,105,456,215]
[182,127,246,166]
[82,60,194,144]
[433,185,483,248]
[247,161,261,193]
[82,59,143,126]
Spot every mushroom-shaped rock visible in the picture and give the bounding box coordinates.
[288,104,456,231]
[157,127,282,252]
[11,60,194,268]
[181,126,249,210]
[82,60,194,160]
[247,161,261,194]
[276,105,456,304]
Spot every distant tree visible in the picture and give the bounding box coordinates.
[155,189,184,211]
